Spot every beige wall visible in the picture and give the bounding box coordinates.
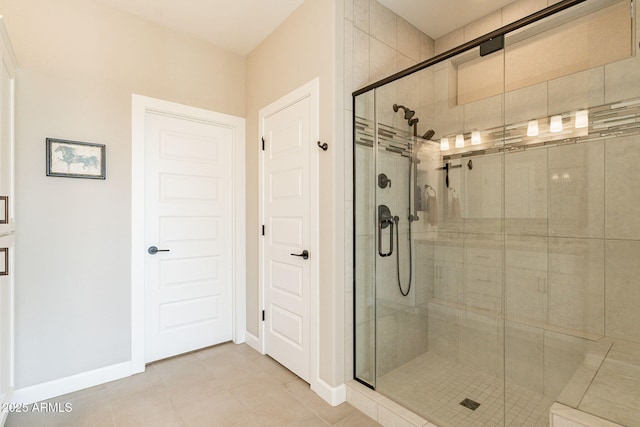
[246,0,344,385]
[0,0,245,388]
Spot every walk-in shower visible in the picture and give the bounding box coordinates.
[353,0,640,426]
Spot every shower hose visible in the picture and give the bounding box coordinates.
[393,215,412,297]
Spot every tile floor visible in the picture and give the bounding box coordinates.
[377,351,553,427]
[6,342,381,427]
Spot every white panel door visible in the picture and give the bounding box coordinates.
[145,112,232,362]
[263,95,312,382]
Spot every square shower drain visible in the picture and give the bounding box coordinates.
[460,398,481,411]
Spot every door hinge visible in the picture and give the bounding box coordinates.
[261,137,265,151]
[262,310,265,321]
[261,225,265,236]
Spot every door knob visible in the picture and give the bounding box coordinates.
[290,250,309,260]
[148,246,170,255]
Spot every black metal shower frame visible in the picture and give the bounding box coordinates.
[351,0,590,389]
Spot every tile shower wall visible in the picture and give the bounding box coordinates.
[345,0,435,382]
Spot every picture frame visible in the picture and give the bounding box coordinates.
[46,138,106,179]
[0,247,7,276]
[0,196,7,225]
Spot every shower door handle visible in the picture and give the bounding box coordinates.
[378,219,394,257]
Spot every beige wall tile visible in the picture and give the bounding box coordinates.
[505,82,547,124]
[354,0,370,32]
[377,395,428,426]
[377,406,415,427]
[548,67,604,115]
[376,309,399,376]
[370,0,396,48]
[396,52,415,75]
[550,402,624,427]
[435,28,463,56]
[395,310,429,367]
[544,331,588,398]
[463,94,503,132]
[548,237,604,336]
[506,322,544,393]
[417,68,435,129]
[428,301,459,360]
[397,17,420,62]
[414,242,435,305]
[457,52,504,105]
[578,393,637,427]
[420,34,435,61]
[579,346,640,427]
[506,1,631,93]
[605,239,640,343]
[346,384,378,420]
[396,69,420,122]
[345,0,354,21]
[457,310,502,377]
[464,10,502,42]
[344,290,354,381]
[502,0,547,26]
[433,66,464,135]
[548,140,604,238]
[464,153,503,234]
[605,135,640,240]
[354,147,374,236]
[505,149,548,236]
[370,37,397,84]
[505,235,548,323]
[432,65,452,105]
[354,29,370,89]
[605,56,640,104]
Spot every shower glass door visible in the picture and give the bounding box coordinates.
[354,90,376,387]
[501,1,635,426]
[354,38,509,425]
[355,1,637,426]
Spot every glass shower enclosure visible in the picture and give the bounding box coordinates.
[353,0,640,426]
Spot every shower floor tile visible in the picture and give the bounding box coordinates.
[377,351,553,427]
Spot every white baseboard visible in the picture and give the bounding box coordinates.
[244,331,263,354]
[233,329,246,345]
[12,362,132,405]
[312,378,346,406]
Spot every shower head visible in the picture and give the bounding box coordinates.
[394,104,420,128]
[422,129,435,140]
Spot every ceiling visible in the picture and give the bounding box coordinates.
[93,0,305,55]
[93,0,516,55]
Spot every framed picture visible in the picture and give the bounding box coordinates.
[46,138,106,179]
[0,196,7,225]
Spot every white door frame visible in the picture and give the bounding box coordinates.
[131,94,246,373]
[259,79,320,389]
